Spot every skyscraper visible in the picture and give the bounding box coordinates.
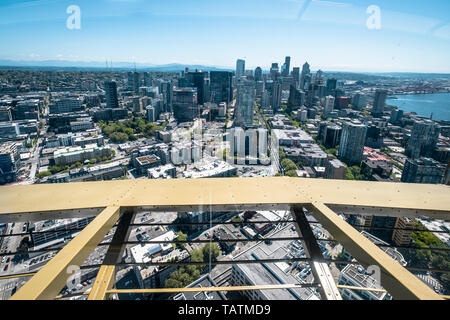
[236,59,245,79]
[104,80,119,109]
[339,121,368,165]
[235,79,255,128]
[323,95,335,116]
[186,72,207,105]
[160,80,173,113]
[271,80,282,111]
[300,62,310,90]
[326,78,337,96]
[210,71,233,104]
[270,63,279,81]
[127,71,140,94]
[281,56,291,76]
[287,85,304,109]
[254,67,263,82]
[406,120,441,159]
[172,88,198,122]
[292,67,300,87]
[371,89,388,118]
[353,93,367,110]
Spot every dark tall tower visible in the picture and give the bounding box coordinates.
[371,89,388,118]
[281,56,291,76]
[254,67,263,82]
[210,71,233,104]
[326,78,337,96]
[186,72,207,105]
[104,80,119,109]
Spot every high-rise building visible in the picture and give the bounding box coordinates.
[128,71,140,94]
[339,121,368,165]
[261,90,271,110]
[271,81,282,111]
[234,79,255,128]
[172,88,198,122]
[281,56,291,76]
[324,124,341,149]
[292,67,300,87]
[270,63,279,81]
[254,67,263,82]
[366,124,382,149]
[390,108,404,124]
[287,85,304,109]
[300,62,311,89]
[160,80,173,113]
[210,71,233,104]
[323,95,335,116]
[236,59,245,79]
[401,157,446,184]
[104,80,119,109]
[255,80,264,98]
[353,93,367,110]
[406,120,440,159]
[371,89,388,117]
[186,72,207,105]
[326,78,337,96]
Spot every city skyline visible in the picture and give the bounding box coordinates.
[1,0,450,73]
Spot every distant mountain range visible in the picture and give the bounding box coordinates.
[0,59,449,79]
[0,59,233,72]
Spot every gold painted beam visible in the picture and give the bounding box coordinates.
[0,178,449,219]
[304,202,442,300]
[9,206,120,300]
[88,209,135,300]
[0,273,36,281]
[87,265,116,300]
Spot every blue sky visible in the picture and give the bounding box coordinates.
[0,0,449,73]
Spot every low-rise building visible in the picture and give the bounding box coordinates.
[53,143,112,166]
[148,164,177,179]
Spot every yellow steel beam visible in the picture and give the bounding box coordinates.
[106,284,316,294]
[0,178,449,219]
[304,202,443,300]
[0,273,36,281]
[87,265,116,300]
[9,206,120,300]
[88,209,135,300]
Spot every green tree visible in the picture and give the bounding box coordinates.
[175,231,188,249]
[281,159,297,171]
[279,148,286,160]
[164,278,183,288]
[285,170,298,177]
[345,168,355,180]
[202,243,220,262]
